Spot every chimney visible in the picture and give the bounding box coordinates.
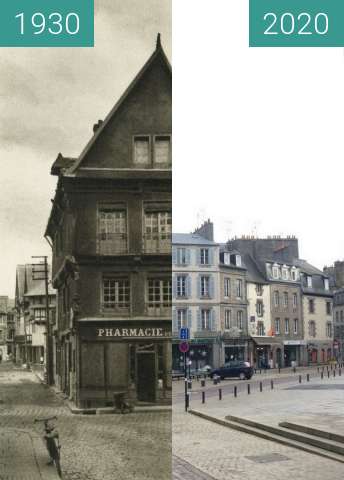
[93,119,103,134]
[194,219,214,241]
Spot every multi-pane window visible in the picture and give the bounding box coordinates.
[256,301,263,317]
[275,318,280,334]
[236,279,243,299]
[326,302,332,315]
[224,309,231,329]
[103,278,130,310]
[99,209,127,254]
[293,318,298,335]
[293,293,298,307]
[326,322,332,338]
[134,136,150,164]
[224,278,230,298]
[282,267,288,280]
[144,211,171,252]
[177,309,187,330]
[257,321,265,336]
[291,268,297,281]
[34,308,46,321]
[256,284,263,296]
[200,276,210,297]
[200,248,209,265]
[285,318,290,335]
[307,276,313,288]
[272,265,279,279]
[237,310,243,330]
[177,248,188,265]
[154,136,171,164]
[283,292,288,307]
[147,279,172,309]
[176,276,187,298]
[274,291,280,307]
[201,309,211,330]
[309,320,316,337]
[309,299,315,314]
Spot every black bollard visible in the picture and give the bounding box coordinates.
[334,370,336,378]
[328,370,330,378]
[339,369,342,377]
[219,389,222,400]
[271,380,274,390]
[307,374,310,382]
[247,384,251,395]
[202,391,205,404]
[234,386,237,398]
[260,382,263,392]
[321,371,324,379]
[278,367,281,374]
[299,375,302,383]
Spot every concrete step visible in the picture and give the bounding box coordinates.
[226,414,344,457]
[279,422,344,444]
[188,410,344,464]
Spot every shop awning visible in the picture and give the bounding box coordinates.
[252,337,283,347]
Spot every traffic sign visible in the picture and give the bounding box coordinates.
[179,341,189,353]
[179,327,189,340]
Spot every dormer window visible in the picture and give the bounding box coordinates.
[272,264,279,279]
[133,134,171,167]
[236,255,242,267]
[281,265,288,280]
[223,253,230,265]
[307,276,313,288]
[324,278,329,291]
[291,267,297,281]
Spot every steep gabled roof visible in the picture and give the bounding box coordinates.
[172,233,218,246]
[66,35,171,176]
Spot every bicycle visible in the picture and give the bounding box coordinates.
[34,415,62,478]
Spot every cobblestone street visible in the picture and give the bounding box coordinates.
[0,363,171,480]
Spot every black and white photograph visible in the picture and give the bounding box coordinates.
[0,1,171,479]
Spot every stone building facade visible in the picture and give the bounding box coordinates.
[45,38,172,408]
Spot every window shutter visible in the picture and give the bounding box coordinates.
[172,247,177,265]
[186,248,191,265]
[172,276,177,299]
[198,275,201,298]
[209,276,214,299]
[197,309,201,331]
[211,309,216,331]
[186,275,191,298]
[172,309,177,332]
[209,248,214,266]
[187,309,192,329]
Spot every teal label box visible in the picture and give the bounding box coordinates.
[0,0,94,47]
[250,0,344,47]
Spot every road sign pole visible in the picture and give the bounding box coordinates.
[184,352,188,412]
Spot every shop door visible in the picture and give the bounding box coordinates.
[137,352,156,403]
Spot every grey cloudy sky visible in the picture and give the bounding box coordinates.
[0,0,171,297]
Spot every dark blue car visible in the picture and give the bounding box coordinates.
[210,361,254,380]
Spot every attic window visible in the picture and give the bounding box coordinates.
[134,136,150,164]
[154,135,171,164]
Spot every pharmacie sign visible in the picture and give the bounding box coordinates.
[96,327,171,338]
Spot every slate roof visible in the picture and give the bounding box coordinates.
[172,233,218,246]
[243,254,268,284]
[51,153,77,176]
[295,259,326,277]
[24,282,55,297]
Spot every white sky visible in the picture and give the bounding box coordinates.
[0,0,171,297]
[173,0,344,270]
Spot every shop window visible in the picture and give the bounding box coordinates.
[102,278,130,310]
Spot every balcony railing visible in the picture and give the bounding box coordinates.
[143,234,171,254]
[98,233,128,255]
[145,305,171,317]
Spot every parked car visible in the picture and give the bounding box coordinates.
[210,361,254,380]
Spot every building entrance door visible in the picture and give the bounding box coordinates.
[136,351,156,403]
